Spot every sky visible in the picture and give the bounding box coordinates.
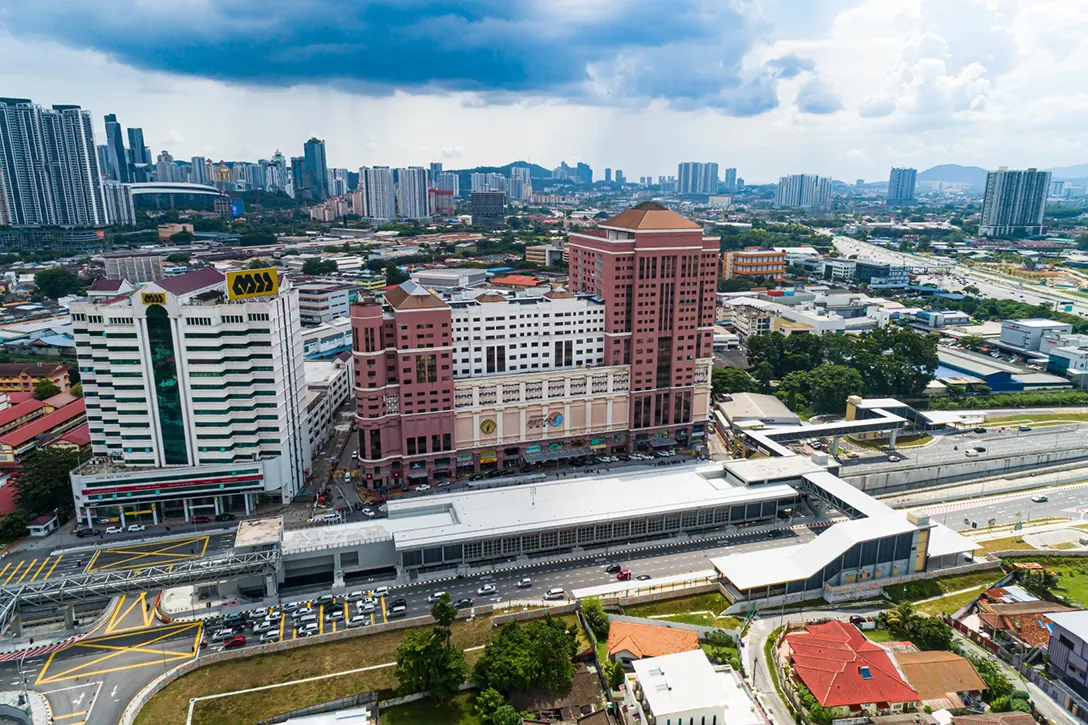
[2,0,1086,183]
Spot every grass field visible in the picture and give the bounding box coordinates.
[977,535,1033,553]
[915,586,988,616]
[137,617,497,725]
[884,570,1001,603]
[1003,557,1088,608]
[381,693,481,725]
[985,413,1088,426]
[862,628,900,642]
[623,592,740,630]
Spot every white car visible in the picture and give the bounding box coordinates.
[477,583,497,596]
[361,507,376,518]
[415,484,431,492]
[358,600,377,612]
[347,591,365,601]
[297,622,319,636]
[351,451,359,459]
[253,621,273,633]
[426,591,447,603]
[211,628,234,641]
[105,526,124,534]
[347,615,370,628]
[260,631,281,643]
[371,586,390,597]
[127,524,147,533]
[887,455,901,463]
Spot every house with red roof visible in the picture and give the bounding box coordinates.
[778,620,919,717]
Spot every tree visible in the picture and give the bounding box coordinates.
[704,630,741,671]
[34,269,84,299]
[969,654,1013,699]
[885,601,916,638]
[582,597,610,640]
[33,380,61,401]
[990,695,1031,713]
[393,596,469,703]
[718,278,755,292]
[711,367,756,398]
[1021,569,1059,599]
[781,365,864,415]
[165,253,190,263]
[431,593,458,632]
[169,230,194,244]
[473,617,577,694]
[385,262,409,285]
[909,617,954,651]
[959,335,986,351]
[70,383,83,397]
[248,259,272,269]
[301,258,338,275]
[0,510,27,541]
[754,361,774,394]
[14,447,90,514]
[474,687,507,725]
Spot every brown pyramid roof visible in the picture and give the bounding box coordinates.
[543,289,575,300]
[474,292,507,303]
[601,201,702,231]
[384,280,449,310]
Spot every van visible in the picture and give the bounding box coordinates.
[544,588,566,601]
[296,614,318,626]
[388,605,407,619]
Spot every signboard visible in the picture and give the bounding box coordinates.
[226,268,279,300]
[590,437,606,449]
[141,292,166,305]
[526,445,542,454]
[547,441,564,451]
[480,449,497,463]
[231,199,245,218]
[549,412,563,427]
[480,419,497,434]
[528,412,564,429]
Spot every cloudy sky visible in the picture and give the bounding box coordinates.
[2,0,1084,183]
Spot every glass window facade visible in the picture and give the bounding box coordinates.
[146,305,189,464]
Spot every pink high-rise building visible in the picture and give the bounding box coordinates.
[350,203,717,492]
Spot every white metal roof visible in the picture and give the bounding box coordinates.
[1046,611,1088,643]
[926,523,981,558]
[632,651,758,722]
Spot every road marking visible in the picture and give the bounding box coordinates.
[279,613,285,642]
[0,562,12,581]
[318,605,325,635]
[35,622,203,685]
[53,711,87,720]
[2,561,23,585]
[105,595,128,634]
[28,557,50,582]
[44,555,62,581]
[83,550,100,573]
[381,595,387,623]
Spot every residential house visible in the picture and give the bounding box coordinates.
[1045,611,1088,698]
[607,620,700,665]
[779,621,920,717]
[510,664,607,724]
[977,599,1075,652]
[895,650,987,711]
[622,650,764,725]
[0,363,70,394]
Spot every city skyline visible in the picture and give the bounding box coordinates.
[2,1,1082,182]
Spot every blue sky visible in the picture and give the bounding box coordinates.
[1,0,1083,181]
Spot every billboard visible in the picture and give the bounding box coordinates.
[226,268,279,300]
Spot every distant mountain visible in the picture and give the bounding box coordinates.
[455,161,552,178]
[1046,163,1088,180]
[918,164,988,188]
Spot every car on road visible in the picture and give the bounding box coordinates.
[453,598,473,609]
[436,480,454,488]
[347,591,365,601]
[974,446,986,452]
[605,563,623,574]
[348,615,369,628]
[127,524,146,533]
[297,622,319,636]
[372,586,390,597]
[388,605,407,619]
[75,527,98,538]
[191,515,211,524]
[636,575,652,581]
[616,569,632,581]
[415,483,431,492]
[390,598,407,609]
[543,588,566,601]
[973,427,988,434]
[477,583,496,596]
[1019,426,1032,432]
[324,609,345,621]
[224,635,247,649]
[887,455,901,463]
[358,600,377,612]
[253,622,273,633]
[426,591,448,603]
[965,449,980,457]
[105,526,124,534]
[485,469,504,478]
[1032,495,1049,503]
[516,577,532,589]
[211,628,234,641]
[351,451,359,459]
[469,473,486,481]
[215,513,236,522]
[316,594,336,605]
[361,507,375,518]
[260,631,280,643]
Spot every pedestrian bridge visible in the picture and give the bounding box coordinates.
[127,182,223,196]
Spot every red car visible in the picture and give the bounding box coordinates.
[192,515,211,524]
[224,635,246,649]
[617,569,632,581]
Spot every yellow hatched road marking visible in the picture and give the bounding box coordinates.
[0,562,13,581]
[44,555,61,580]
[15,559,36,584]
[3,561,24,585]
[29,558,50,582]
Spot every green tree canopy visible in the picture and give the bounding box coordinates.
[582,597,610,640]
[33,380,61,401]
[777,364,864,415]
[393,593,468,701]
[473,617,578,694]
[711,367,756,398]
[14,447,90,514]
[301,258,338,275]
[165,253,190,263]
[385,263,409,285]
[34,268,84,299]
[169,230,194,244]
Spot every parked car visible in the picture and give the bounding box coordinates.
[516,578,532,589]
[348,615,370,628]
[371,586,390,598]
[223,635,247,649]
[426,591,447,603]
[297,622,319,636]
[316,594,336,606]
[260,631,280,643]
[453,598,473,609]
[352,502,364,512]
[324,608,344,621]
[210,628,234,641]
[75,528,98,538]
[477,583,496,596]
[1031,495,1049,503]
[192,515,211,524]
[253,621,273,633]
[105,526,124,535]
[469,473,486,481]
[215,513,236,522]
[361,507,375,518]
[485,469,504,478]
[415,483,431,492]
[388,605,407,619]
[127,524,146,533]
[351,451,360,459]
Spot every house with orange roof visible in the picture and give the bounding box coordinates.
[607,620,700,665]
[779,620,920,717]
[490,274,542,289]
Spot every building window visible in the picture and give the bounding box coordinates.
[415,355,437,384]
[146,305,189,465]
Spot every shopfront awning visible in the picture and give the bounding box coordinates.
[650,437,678,447]
[523,445,593,463]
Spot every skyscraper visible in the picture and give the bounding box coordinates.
[302,137,328,201]
[677,162,719,195]
[103,113,130,182]
[774,174,833,211]
[723,167,737,193]
[979,167,1051,237]
[615,170,625,185]
[436,172,460,197]
[887,167,917,204]
[576,162,593,185]
[605,168,612,183]
[429,162,443,185]
[155,150,179,182]
[395,167,428,220]
[189,156,210,185]
[471,190,506,229]
[289,157,304,199]
[361,166,395,220]
[96,145,111,179]
[127,127,149,164]
[0,98,106,227]
[102,180,135,226]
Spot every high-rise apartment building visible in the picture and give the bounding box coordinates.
[395,167,429,220]
[887,167,917,204]
[127,127,149,165]
[68,268,311,526]
[471,190,506,229]
[102,180,135,226]
[328,167,349,197]
[288,157,304,199]
[605,168,612,183]
[576,162,593,185]
[103,113,130,183]
[96,145,111,179]
[361,166,396,220]
[155,150,181,183]
[568,202,716,447]
[979,167,1051,237]
[677,162,719,195]
[302,137,329,201]
[0,98,107,227]
[775,174,833,211]
[723,167,737,193]
[615,170,625,185]
[0,167,10,226]
[189,156,210,185]
[436,171,460,197]
[428,162,443,184]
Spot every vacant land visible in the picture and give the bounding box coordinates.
[916,586,988,616]
[137,617,497,725]
[381,693,481,725]
[884,570,1001,603]
[1004,557,1088,608]
[624,592,741,629]
[985,413,1088,426]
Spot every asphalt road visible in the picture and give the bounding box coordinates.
[907,481,1088,530]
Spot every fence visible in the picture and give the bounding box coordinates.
[822,559,1002,603]
[950,619,1001,654]
[264,692,378,724]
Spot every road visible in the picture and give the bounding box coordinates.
[906,481,1088,531]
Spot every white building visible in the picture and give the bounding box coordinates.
[820,258,856,284]
[624,650,764,725]
[301,317,352,359]
[395,167,428,220]
[297,283,353,325]
[360,166,395,220]
[1000,319,1073,351]
[69,268,311,525]
[980,168,1051,237]
[410,268,487,291]
[304,357,351,456]
[775,174,832,211]
[449,288,605,378]
[887,167,917,204]
[102,180,135,226]
[435,172,460,196]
